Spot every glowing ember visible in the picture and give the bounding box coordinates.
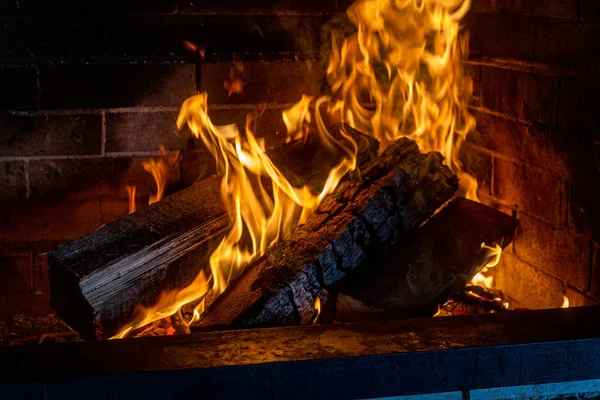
[114,0,476,337]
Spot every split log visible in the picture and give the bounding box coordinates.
[48,129,376,339]
[195,138,458,330]
[335,197,519,321]
[49,175,229,338]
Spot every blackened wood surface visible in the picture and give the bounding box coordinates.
[1,307,600,400]
[48,175,230,338]
[337,198,519,319]
[196,138,458,330]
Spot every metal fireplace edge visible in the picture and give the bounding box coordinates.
[1,306,600,399]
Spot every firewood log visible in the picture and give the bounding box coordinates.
[334,197,519,322]
[194,138,458,330]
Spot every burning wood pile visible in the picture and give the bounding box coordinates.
[47,0,520,340]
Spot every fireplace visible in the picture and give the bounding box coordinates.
[1,0,599,398]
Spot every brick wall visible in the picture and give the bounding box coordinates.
[0,0,345,318]
[1,0,598,317]
[464,0,600,308]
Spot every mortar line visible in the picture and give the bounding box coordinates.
[0,151,178,162]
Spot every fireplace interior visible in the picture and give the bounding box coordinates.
[0,0,599,398]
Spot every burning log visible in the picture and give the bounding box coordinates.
[334,197,518,321]
[48,131,375,339]
[195,137,458,330]
[48,175,229,338]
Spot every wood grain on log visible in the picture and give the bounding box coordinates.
[195,138,458,330]
[49,175,229,338]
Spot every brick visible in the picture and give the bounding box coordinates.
[569,180,600,242]
[178,0,350,14]
[469,14,536,60]
[494,252,566,309]
[535,20,600,66]
[33,253,49,293]
[0,253,32,294]
[0,160,27,202]
[469,0,499,14]
[0,293,52,322]
[499,0,577,19]
[565,287,598,307]
[0,199,101,243]
[481,66,558,125]
[27,157,166,200]
[0,66,38,111]
[200,60,326,105]
[558,75,600,142]
[469,112,528,158]
[0,114,102,157]
[99,198,130,224]
[105,111,192,153]
[493,159,562,223]
[458,144,491,196]
[513,213,591,292]
[580,0,600,22]
[39,64,196,109]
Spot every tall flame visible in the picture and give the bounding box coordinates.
[327,0,477,198]
[113,0,476,337]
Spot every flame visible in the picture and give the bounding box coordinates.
[327,0,477,199]
[313,296,322,324]
[113,0,476,337]
[125,185,137,214]
[123,146,179,214]
[470,243,502,289]
[561,295,570,308]
[224,61,246,97]
[143,145,179,205]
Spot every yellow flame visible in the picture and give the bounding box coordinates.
[327,0,476,199]
[470,243,502,289]
[113,0,476,337]
[561,295,570,308]
[313,296,322,324]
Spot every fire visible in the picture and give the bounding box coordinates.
[327,0,477,199]
[125,185,136,214]
[224,61,246,97]
[470,243,502,289]
[561,295,570,308]
[313,296,322,324]
[114,0,476,337]
[125,146,179,214]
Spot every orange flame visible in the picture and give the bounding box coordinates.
[561,295,570,308]
[313,296,322,324]
[224,61,246,97]
[125,185,137,214]
[113,0,476,337]
[123,146,179,214]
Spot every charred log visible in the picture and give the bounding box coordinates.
[335,197,519,321]
[195,138,458,330]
